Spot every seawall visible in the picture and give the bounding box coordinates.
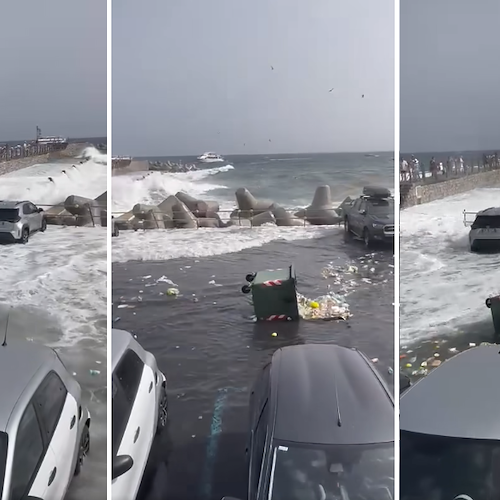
[112,159,148,176]
[401,169,500,208]
[0,143,89,176]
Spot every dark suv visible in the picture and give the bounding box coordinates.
[222,344,395,500]
[344,186,394,247]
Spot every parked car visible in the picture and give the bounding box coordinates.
[465,207,500,252]
[401,345,500,500]
[0,339,90,500]
[222,343,394,500]
[344,186,394,247]
[0,200,47,243]
[112,329,168,500]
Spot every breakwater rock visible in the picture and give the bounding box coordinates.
[114,185,347,231]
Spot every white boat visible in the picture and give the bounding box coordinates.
[463,207,500,252]
[197,152,224,163]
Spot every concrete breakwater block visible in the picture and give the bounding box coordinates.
[172,201,198,229]
[132,204,166,229]
[294,185,342,225]
[44,202,76,226]
[115,210,136,230]
[271,204,304,227]
[175,191,220,218]
[64,195,103,226]
[235,187,273,218]
[227,210,275,227]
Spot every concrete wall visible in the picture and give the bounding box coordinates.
[402,169,500,208]
[0,143,89,176]
[112,159,149,175]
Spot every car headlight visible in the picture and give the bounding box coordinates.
[372,222,385,228]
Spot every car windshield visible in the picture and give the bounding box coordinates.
[0,209,19,222]
[401,431,500,500]
[268,441,394,500]
[367,199,394,216]
[0,431,7,498]
[472,215,500,229]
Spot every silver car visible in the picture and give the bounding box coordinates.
[0,340,91,500]
[0,200,47,244]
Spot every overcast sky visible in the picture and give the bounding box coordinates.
[401,0,500,153]
[112,0,394,156]
[0,0,106,142]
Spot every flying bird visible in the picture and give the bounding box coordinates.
[328,88,334,92]
[362,94,365,98]
[271,65,274,70]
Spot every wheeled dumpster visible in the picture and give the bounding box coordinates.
[242,265,299,321]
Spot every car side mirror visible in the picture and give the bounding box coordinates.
[361,209,367,215]
[112,454,134,479]
[38,208,44,212]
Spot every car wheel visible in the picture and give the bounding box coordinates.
[40,219,47,232]
[363,228,372,248]
[20,228,29,244]
[74,424,90,476]
[156,386,168,435]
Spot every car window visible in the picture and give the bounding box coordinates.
[366,198,394,215]
[112,349,145,454]
[352,199,361,211]
[22,204,31,215]
[112,377,132,455]
[114,349,145,403]
[251,400,269,495]
[34,372,68,440]
[10,403,44,500]
[29,203,38,213]
[358,200,366,212]
[472,215,500,229]
[0,209,19,222]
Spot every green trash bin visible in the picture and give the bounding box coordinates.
[243,265,299,321]
[486,295,500,335]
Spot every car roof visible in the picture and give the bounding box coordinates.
[0,201,28,209]
[271,344,394,446]
[0,341,56,431]
[477,206,500,217]
[401,345,500,440]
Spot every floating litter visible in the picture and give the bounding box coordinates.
[371,358,379,363]
[271,332,278,337]
[166,288,179,296]
[297,292,351,321]
[89,369,100,376]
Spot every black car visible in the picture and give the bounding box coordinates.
[344,186,394,247]
[401,345,500,500]
[223,344,395,500]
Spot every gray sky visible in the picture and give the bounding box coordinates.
[0,0,106,142]
[113,0,394,156]
[401,0,500,153]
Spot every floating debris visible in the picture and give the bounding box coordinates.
[166,288,179,296]
[296,292,351,320]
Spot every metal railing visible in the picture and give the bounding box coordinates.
[400,157,500,185]
[112,207,346,230]
[0,142,68,163]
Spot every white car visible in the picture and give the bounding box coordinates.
[0,340,91,500]
[0,200,47,244]
[112,329,168,500]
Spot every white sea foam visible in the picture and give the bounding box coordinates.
[400,188,500,343]
[1,158,107,207]
[0,160,107,346]
[112,165,233,212]
[112,225,336,263]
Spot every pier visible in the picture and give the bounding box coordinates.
[400,154,500,208]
